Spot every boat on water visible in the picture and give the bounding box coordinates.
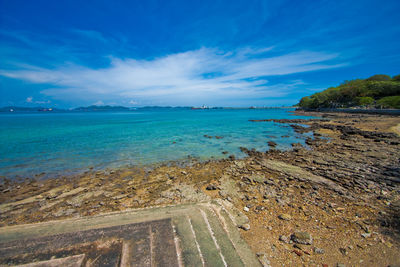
[191,105,209,110]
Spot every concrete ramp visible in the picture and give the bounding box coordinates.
[0,201,261,267]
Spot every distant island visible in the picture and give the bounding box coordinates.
[298,74,400,109]
[0,105,293,113]
[0,106,61,113]
[72,105,132,111]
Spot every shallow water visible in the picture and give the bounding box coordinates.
[0,108,313,179]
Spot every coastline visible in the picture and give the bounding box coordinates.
[0,111,399,266]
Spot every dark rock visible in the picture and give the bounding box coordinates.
[206,184,217,190]
[268,141,277,147]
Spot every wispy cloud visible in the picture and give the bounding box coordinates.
[0,47,346,106]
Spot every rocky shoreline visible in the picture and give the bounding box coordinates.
[1,111,399,266]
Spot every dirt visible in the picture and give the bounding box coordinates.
[1,111,399,266]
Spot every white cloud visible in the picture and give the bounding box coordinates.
[93,100,104,106]
[1,47,346,106]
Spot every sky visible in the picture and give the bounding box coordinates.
[0,0,399,108]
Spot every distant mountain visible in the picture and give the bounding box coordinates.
[137,106,191,110]
[0,106,62,112]
[72,105,131,111]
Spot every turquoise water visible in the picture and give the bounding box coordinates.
[0,108,312,179]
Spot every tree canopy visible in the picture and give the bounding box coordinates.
[298,74,400,109]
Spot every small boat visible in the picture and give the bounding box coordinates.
[191,105,209,110]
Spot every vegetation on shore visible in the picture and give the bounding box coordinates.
[298,74,400,109]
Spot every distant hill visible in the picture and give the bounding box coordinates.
[72,105,131,111]
[298,74,400,109]
[0,106,61,112]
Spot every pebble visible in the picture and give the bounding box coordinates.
[293,249,303,256]
[293,243,304,250]
[339,247,348,256]
[239,224,251,231]
[279,235,289,243]
[291,231,313,245]
[313,247,325,254]
[206,184,217,190]
[361,233,371,238]
[243,206,250,212]
[278,214,292,221]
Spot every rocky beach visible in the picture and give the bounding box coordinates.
[1,111,399,266]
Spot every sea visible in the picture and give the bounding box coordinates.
[0,108,314,179]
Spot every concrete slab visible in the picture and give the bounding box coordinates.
[0,202,261,266]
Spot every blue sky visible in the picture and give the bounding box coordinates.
[0,0,399,108]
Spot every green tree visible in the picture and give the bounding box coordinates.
[355,96,374,106]
[297,74,400,109]
[392,74,400,81]
[366,74,391,81]
[377,96,400,109]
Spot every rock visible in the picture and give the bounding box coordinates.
[218,191,227,198]
[278,214,292,221]
[243,206,250,212]
[251,174,266,183]
[293,243,304,250]
[339,247,348,256]
[239,224,251,231]
[255,205,265,211]
[279,235,289,243]
[313,247,325,254]
[53,208,75,217]
[268,141,277,147]
[263,188,277,199]
[291,231,313,245]
[361,233,371,238]
[206,184,217,190]
[293,249,303,256]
